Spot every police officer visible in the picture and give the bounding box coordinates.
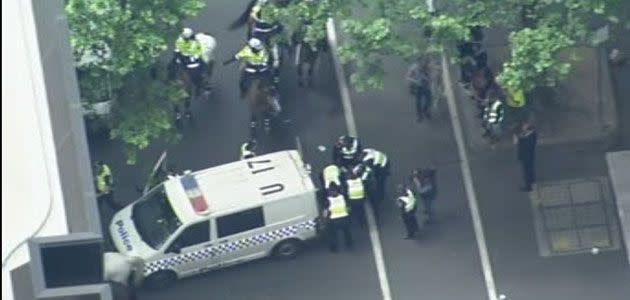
[324,184,353,252]
[174,28,206,96]
[482,97,504,142]
[103,252,144,299]
[345,167,367,225]
[95,161,119,210]
[395,185,422,239]
[249,0,281,42]
[240,140,257,160]
[332,135,362,170]
[361,148,389,202]
[224,38,271,97]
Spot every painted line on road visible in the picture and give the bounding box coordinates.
[440,54,499,300]
[326,18,392,300]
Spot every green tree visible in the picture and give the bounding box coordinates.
[279,0,627,94]
[65,0,205,163]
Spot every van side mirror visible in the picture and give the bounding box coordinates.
[168,243,182,254]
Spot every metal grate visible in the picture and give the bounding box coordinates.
[531,178,621,256]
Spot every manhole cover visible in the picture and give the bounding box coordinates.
[530,177,621,257]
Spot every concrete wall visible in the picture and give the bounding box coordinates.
[2,0,102,299]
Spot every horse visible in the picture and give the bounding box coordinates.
[243,77,282,137]
[292,29,326,87]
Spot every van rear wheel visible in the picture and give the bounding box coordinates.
[144,270,177,289]
[273,239,302,259]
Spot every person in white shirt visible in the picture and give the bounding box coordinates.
[103,252,145,299]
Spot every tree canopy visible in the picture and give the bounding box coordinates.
[66,0,205,163]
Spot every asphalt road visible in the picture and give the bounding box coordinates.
[88,1,630,299]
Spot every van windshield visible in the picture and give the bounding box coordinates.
[132,185,182,250]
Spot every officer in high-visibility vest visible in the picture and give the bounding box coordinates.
[332,135,362,170]
[395,185,422,239]
[174,28,206,95]
[345,167,367,225]
[361,148,389,202]
[95,161,119,210]
[249,0,281,42]
[240,140,257,160]
[324,184,353,252]
[482,98,504,141]
[224,38,271,97]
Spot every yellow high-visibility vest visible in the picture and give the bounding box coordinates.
[328,195,349,219]
[347,178,365,200]
[323,165,341,188]
[507,88,526,108]
[96,164,112,194]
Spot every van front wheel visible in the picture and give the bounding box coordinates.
[272,239,302,259]
[144,270,177,289]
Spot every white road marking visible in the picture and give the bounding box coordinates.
[440,54,499,300]
[326,18,392,300]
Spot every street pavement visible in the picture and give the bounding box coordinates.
[91,1,382,299]
[88,1,630,299]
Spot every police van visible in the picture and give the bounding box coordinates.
[109,150,319,287]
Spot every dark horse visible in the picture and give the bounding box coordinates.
[244,77,281,137]
[292,28,326,87]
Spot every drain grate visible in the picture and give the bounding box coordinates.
[530,178,621,257]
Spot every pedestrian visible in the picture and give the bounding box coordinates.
[324,184,353,252]
[395,185,421,239]
[95,161,120,211]
[332,135,362,170]
[410,168,437,223]
[513,122,538,192]
[345,167,367,226]
[103,252,144,300]
[360,148,389,203]
[406,57,433,122]
[240,139,257,160]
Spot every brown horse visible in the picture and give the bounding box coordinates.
[244,78,281,137]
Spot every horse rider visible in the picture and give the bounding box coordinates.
[173,28,207,95]
[249,0,283,84]
[224,38,272,97]
[249,0,281,41]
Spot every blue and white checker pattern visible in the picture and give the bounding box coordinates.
[144,220,316,275]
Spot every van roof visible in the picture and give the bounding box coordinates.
[163,150,315,224]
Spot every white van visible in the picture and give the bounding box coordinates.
[109,150,319,287]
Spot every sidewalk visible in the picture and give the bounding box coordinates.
[458,28,619,152]
[469,145,630,300]
[455,27,630,299]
